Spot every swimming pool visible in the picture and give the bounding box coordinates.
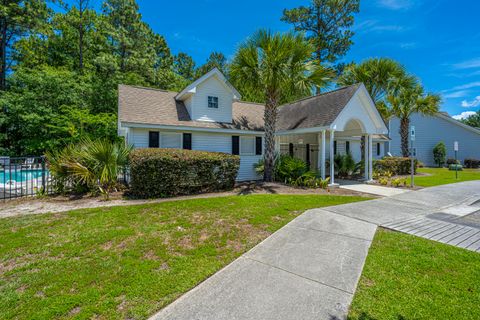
[0,169,47,183]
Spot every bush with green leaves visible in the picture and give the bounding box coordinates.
[334,153,356,178]
[447,158,460,165]
[464,158,480,169]
[449,164,463,171]
[129,149,240,198]
[433,141,447,167]
[47,139,132,199]
[255,154,329,188]
[374,157,417,175]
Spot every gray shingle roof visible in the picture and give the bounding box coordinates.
[118,84,361,132]
[118,85,265,131]
[276,84,360,131]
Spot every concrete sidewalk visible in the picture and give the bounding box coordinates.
[339,183,410,197]
[151,211,377,320]
[151,181,480,320]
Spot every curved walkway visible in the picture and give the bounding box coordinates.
[150,181,480,320]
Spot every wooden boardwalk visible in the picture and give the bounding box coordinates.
[383,215,480,253]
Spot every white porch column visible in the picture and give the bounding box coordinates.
[329,130,335,185]
[364,134,369,180]
[368,134,373,181]
[321,130,326,179]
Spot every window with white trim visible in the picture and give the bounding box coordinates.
[240,136,255,155]
[208,96,219,108]
[160,132,182,149]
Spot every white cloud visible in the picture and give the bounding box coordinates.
[400,42,416,49]
[448,81,480,91]
[443,90,469,99]
[461,96,480,108]
[453,111,477,120]
[452,58,480,70]
[377,0,414,10]
[355,19,407,34]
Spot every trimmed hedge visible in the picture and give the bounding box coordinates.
[374,157,418,175]
[464,158,480,169]
[449,164,463,171]
[447,158,460,165]
[129,148,240,198]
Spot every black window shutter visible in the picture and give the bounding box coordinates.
[183,133,192,150]
[255,137,262,155]
[377,143,381,156]
[334,141,337,155]
[232,136,240,155]
[306,144,310,169]
[346,141,350,154]
[149,131,159,148]
[289,143,294,157]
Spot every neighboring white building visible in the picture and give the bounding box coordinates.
[388,113,480,166]
[118,68,389,182]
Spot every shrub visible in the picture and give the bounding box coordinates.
[449,164,463,171]
[255,155,329,189]
[275,155,308,182]
[47,139,132,199]
[378,177,389,186]
[334,153,356,178]
[129,149,240,198]
[447,158,460,165]
[464,158,480,169]
[374,157,418,175]
[433,142,447,167]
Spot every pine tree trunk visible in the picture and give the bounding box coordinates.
[0,17,6,91]
[263,94,278,182]
[400,117,410,157]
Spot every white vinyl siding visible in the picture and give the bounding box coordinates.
[192,133,230,153]
[389,113,480,166]
[190,76,233,123]
[160,132,182,148]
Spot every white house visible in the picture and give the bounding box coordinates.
[118,68,389,183]
[388,112,480,166]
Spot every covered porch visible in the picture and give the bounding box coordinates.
[275,84,389,186]
[276,120,379,186]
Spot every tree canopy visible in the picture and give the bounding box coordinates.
[281,0,360,65]
[230,29,333,181]
[0,0,195,156]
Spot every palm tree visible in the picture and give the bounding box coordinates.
[338,58,407,108]
[339,58,440,158]
[382,83,441,157]
[230,30,333,181]
[338,58,407,164]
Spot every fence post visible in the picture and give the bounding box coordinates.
[41,155,46,193]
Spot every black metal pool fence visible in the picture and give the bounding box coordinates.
[0,156,131,201]
[0,156,52,201]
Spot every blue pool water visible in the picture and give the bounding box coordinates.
[0,170,47,183]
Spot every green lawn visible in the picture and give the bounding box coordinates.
[0,194,367,320]
[348,228,480,320]
[414,167,480,187]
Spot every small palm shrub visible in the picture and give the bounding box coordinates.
[255,155,329,189]
[334,153,356,178]
[47,139,132,199]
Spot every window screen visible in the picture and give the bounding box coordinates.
[240,137,255,155]
[160,132,182,148]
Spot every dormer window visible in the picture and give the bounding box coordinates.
[208,96,219,108]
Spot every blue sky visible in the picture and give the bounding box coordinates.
[139,1,479,118]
